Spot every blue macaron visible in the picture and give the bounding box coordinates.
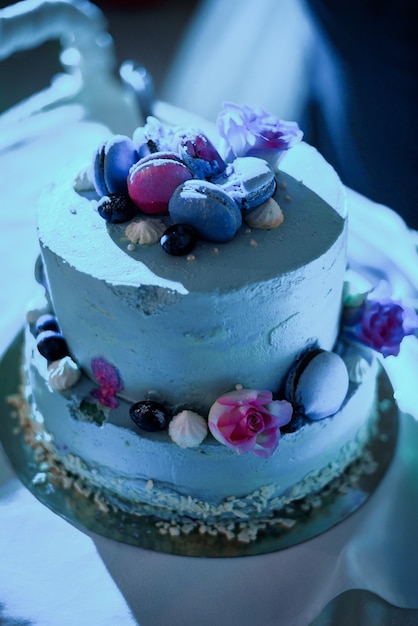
[215,156,276,212]
[93,135,138,196]
[169,179,242,243]
[285,349,350,421]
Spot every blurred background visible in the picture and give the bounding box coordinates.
[1,0,416,227]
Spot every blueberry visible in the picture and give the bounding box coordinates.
[129,400,170,432]
[97,193,136,223]
[35,314,60,335]
[160,224,197,256]
[36,330,69,362]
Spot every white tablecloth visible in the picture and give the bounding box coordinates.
[1,106,418,626]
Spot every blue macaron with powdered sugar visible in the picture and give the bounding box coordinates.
[215,156,276,211]
[93,135,138,196]
[169,179,242,243]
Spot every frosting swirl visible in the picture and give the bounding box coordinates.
[168,410,208,448]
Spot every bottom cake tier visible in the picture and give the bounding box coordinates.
[23,325,380,532]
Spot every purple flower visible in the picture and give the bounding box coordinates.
[90,357,123,408]
[216,103,303,164]
[342,282,418,357]
[208,389,293,458]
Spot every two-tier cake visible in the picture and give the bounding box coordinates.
[22,103,417,542]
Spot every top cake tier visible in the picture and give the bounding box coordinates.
[37,127,346,414]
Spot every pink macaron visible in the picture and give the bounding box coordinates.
[128,153,193,214]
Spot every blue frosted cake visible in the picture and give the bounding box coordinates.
[23,104,417,541]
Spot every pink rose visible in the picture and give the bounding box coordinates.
[208,389,293,458]
[342,282,418,357]
[216,103,303,164]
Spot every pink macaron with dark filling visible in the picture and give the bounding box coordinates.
[128,152,193,215]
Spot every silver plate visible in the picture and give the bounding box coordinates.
[0,332,398,557]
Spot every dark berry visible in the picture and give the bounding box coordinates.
[36,330,69,362]
[35,314,60,335]
[97,193,136,223]
[129,400,170,432]
[160,224,197,256]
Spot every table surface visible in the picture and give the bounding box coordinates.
[1,2,418,620]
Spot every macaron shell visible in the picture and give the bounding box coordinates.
[104,136,138,195]
[128,158,193,215]
[294,350,349,420]
[169,180,242,243]
[136,151,184,167]
[216,156,276,211]
[93,135,138,196]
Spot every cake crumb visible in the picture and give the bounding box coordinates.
[94,492,111,514]
[284,195,292,201]
[62,475,74,490]
[180,523,196,535]
[32,472,48,486]
[249,239,258,247]
[276,517,297,529]
[237,528,256,543]
[309,496,323,509]
[74,479,92,498]
[215,525,236,541]
[186,254,196,262]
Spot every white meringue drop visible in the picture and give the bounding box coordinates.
[244,197,284,230]
[168,410,208,448]
[125,218,166,245]
[47,357,81,391]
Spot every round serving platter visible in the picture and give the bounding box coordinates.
[0,331,399,558]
